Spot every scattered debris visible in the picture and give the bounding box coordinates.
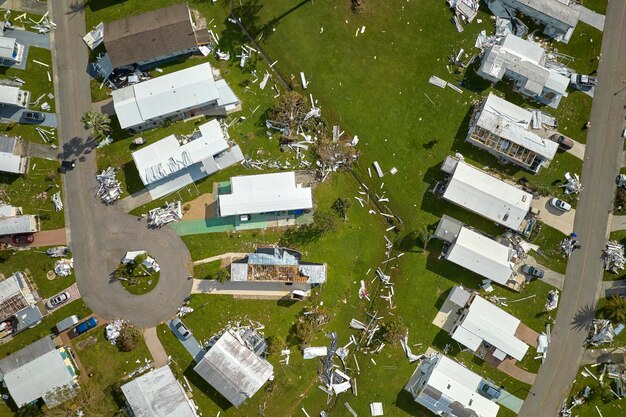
[51,191,63,211]
[95,167,122,204]
[177,306,194,317]
[545,290,559,311]
[428,75,447,89]
[561,172,582,195]
[303,346,328,359]
[147,201,182,228]
[105,318,126,345]
[46,246,69,258]
[370,402,384,416]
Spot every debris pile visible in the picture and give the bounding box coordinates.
[96,167,122,204]
[586,319,614,347]
[46,246,69,258]
[607,364,626,397]
[54,258,73,277]
[147,201,183,228]
[545,290,559,311]
[177,306,194,317]
[603,240,626,273]
[560,236,581,257]
[105,319,126,345]
[448,0,479,23]
[561,172,582,195]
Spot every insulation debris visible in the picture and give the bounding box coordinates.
[545,290,559,311]
[105,318,126,345]
[586,319,614,347]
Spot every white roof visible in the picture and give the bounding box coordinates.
[476,94,558,160]
[0,153,23,174]
[0,86,21,106]
[113,63,237,129]
[427,355,499,417]
[501,34,545,64]
[452,296,529,361]
[219,172,313,217]
[443,161,531,229]
[132,120,228,185]
[0,37,16,60]
[446,227,513,285]
[122,366,198,417]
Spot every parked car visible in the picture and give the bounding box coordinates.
[61,160,76,172]
[480,384,502,400]
[521,264,545,279]
[11,234,34,245]
[75,317,97,335]
[46,291,70,309]
[549,133,575,150]
[171,318,191,340]
[549,198,572,212]
[622,127,626,139]
[22,111,46,123]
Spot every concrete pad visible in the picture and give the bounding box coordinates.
[431,298,461,333]
[531,196,576,235]
[572,5,606,31]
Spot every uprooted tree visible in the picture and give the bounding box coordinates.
[294,305,330,348]
[117,322,142,352]
[267,91,308,137]
[380,317,408,345]
[313,133,359,174]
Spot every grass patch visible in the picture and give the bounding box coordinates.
[120,271,159,295]
[0,158,65,230]
[528,222,569,274]
[0,249,75,298]
[566,364,626,417]
[193,260,223,280]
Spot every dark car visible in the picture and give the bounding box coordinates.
[75,317,97,335]
[11,234,34,245]
[22,111,46,123]
[480,384,501,399]
[171,318,191,340]
[61,160,76,172]
[550,133,575,150]
[521,264,545,279]
[46,291,70,309]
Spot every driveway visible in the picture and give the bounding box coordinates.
[531,196,576,235]
[43,282,81,313]
[167,320,205,362]
[611,214,626,232]
[50,1,193,328]
[4,28,50,49]
[518,255,565,290]
[602,279,626,297]
[0,106,57,128]
[192,279,309,298]
[568,140,586,161]
[518,1,626,415]
[572,5,606,32]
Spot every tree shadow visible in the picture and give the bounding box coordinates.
[61,136,96,159]
[571,303,597,331]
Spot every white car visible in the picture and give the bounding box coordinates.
[549,198,572,212]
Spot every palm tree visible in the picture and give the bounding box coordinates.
[604,296,626,323]
[81,111,111,138]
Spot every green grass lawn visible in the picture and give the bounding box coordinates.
[193,260,223,279]
[72,329,152,415]
[84,0,604,415]
[566,364,626,417]
[121,270,159,295]
[0,158,65,230]
[0,249,75,298]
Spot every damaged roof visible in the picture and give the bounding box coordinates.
[104,3,197,68]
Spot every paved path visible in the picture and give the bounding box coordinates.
[572,4,606,32]
[142,327,169,367]
[167,319,204,362]
[193,252,246,266]
[4,28,50,49]
[118,189,152,213]
[569,140,586,161]
[192,279,307,298]
[602,279,626,297]
[581,347,626,365]
[0,0,47,14]
[531,196,576,235]
[50,0,193,329]
[612,215,626,232]
[518,1,626,415]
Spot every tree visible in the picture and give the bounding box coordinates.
[267,91,307,135]
[215,268,230,283]
[313,210,337,233]
[16,403,42,417]
[295,318,315,347]
[267,335,286,355]
[117,323,142,352]
[380,317,408,345]
[616,187,626,213]
[313,134,359,171]
[44,382,109,417]
[604,296,626,323]
[332,197,352,221]
[416,225,431,251]
[81,111,111,138]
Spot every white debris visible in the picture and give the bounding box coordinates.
[105,319,125,345]
[303,346,328,359]
[51,191,63,211]
[148,201,182,228]
[54,258,73,276]
[603,241,626,273]
[96,167,122,204]
[545,290,559,311]
[177,306,194,317]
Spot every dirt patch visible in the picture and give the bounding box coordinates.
[182,193,216,220]
[75,335,97,351]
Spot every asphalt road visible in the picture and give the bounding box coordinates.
[518,1,626,416]
[49,1,193,328]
